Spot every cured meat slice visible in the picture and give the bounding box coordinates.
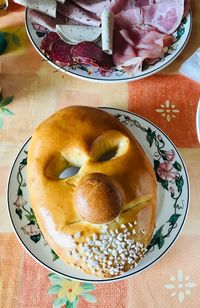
[49,39,73,66]
[57,2,101,26]
[72,42,114,68]
[40,32,60,54]
[142,0,185,34]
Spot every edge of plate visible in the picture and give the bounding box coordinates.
[196,98,200,143]
[7,108,190,283]
[24,9,192,84]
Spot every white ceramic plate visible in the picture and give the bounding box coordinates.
[25,9,192,83]
[7,108,189,282]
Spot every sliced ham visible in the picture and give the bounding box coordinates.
[142,0,185,34]
[120,26,173,59]
[113,30,143,75]
[115,8,143,29]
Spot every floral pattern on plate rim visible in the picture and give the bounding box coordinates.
[115,113,185,252]
[26,12,189,81]
[13,113,186,263]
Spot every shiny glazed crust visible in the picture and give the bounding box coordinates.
[27,106,157,278]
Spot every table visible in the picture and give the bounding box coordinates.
[0,1,200,307]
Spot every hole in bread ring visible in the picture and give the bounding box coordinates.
[45,141,91,180]
[59,166,80,179]
[45,154,81,180]
[90,130,130,162]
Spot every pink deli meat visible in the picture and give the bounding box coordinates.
[34,0,189,75]
[120,26,174,59]
[142,0,185,34]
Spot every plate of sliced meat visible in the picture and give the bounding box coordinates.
[25,0,192,82]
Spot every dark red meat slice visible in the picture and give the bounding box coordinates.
[49,39,73,66]
[72,42,114,69]
[40,32,60,55]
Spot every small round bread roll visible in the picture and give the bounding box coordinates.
[28,106,156,278]
[75,173,124,224]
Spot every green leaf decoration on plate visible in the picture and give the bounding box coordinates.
[146,127,156,148]
[15,208,22,220]
[20,158,27,165]
[116,114,185,252]
[176,25,185,40]
[36,31,46,38]
[173,161,182,171]
[158,237,165,249]
[13,152,56,260]
[30,233,41,243]
[51,249,60,261]
[48,274,96,307]
[176,176,184,193]
[156,175,169,191]
[168,214,181,226]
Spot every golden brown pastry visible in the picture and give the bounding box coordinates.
[27,106,156,278]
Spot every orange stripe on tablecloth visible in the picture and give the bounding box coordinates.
[19,252,53,308]
[79,280,127,308]
[127,234,199,308]
[128,74,200,148]
[20,251,128,308]
[0,234,24,308]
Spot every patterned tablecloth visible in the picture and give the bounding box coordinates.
[0,1,200,307]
